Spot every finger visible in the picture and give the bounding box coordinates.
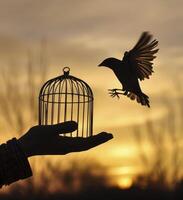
[47,121,78,134]
[86,132,113,149]
[67,132,113,152]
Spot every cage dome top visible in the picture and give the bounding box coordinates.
[38,67,94,138]
[39,67,93,102]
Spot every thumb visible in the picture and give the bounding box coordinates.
[47,121,78,134]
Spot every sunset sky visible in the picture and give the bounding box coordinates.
[0,0,183,190]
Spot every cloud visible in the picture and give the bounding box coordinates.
[0,0,183,44]
[0,0,183,73]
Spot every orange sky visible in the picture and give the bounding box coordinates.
[0,0,183,190]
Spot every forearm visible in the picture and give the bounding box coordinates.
[0,138,32,188]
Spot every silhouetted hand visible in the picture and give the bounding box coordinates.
[18,121,113,157]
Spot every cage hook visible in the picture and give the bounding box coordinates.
[63,67,70,76]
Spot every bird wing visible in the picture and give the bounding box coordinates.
[123,32,159,81]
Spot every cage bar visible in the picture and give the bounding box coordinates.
[38,67,94,137]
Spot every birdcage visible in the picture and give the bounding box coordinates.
[38,67,94,137]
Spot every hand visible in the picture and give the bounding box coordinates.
[18,121,113,157]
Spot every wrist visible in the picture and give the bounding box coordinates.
[18,136,33,157]
[0,138,33,186]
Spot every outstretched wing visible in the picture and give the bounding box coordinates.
[123,32,159,81]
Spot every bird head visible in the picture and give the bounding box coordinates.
[98,57,120,69]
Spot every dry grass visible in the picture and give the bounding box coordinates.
[0,41,109,195]
[0,40,182,192]
[132,81,183,189]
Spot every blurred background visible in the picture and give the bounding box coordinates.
[0,0,183,199]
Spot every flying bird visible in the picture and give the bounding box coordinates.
[98,32,159,107]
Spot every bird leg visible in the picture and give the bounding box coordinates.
[123,90,128,95]
[108,88,126,99]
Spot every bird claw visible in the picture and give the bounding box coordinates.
[122,91,128,96]
[108,89,118,93]
[108,89,120,99]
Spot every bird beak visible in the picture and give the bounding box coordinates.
[98,62,103,67]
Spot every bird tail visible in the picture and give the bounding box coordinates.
[127,92,150,107]
[137,93,150,107]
